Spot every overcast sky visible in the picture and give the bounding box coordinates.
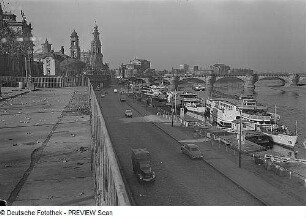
[4,0,306,72]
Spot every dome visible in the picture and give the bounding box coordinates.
[71,29,78,37]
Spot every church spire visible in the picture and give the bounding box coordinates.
[42,38,52,53]
[70,29,80,59]
[91,24,101,54]
[90,23,104,70]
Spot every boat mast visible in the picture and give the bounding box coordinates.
[274,105,277,126]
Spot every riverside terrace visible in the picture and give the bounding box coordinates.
[0,87,95,205]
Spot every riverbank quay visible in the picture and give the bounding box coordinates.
[127,95,306,205]
[0,87,94,206]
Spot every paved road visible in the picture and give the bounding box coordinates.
[97,87,263,206]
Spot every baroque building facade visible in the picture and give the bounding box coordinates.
[0,3,42,77]
[34,38,69,76]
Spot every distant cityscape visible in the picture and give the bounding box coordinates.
[0,3,291,82]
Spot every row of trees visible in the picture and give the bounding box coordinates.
[0,23,33,57]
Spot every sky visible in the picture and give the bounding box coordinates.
[3,0,306,72]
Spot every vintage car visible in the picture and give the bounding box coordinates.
[125,109,133,118]
[120,94,127,102]
[180,144,203,159]
[131,148,155,183]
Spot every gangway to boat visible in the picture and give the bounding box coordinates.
[264,154,306,164]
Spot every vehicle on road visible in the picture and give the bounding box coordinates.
[101,94,105,98]
[131,148,156,183]
[181,144,203,159]
[125,109,133,118]
[114,89,118,93]
[120,94,127,102]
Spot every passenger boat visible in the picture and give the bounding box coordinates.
[205,95,272,128]
[205,96,297,148]
[258,107,297,149]
[259,125,297,148]
[179,92,205,113]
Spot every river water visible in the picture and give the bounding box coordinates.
[211,79,306,159]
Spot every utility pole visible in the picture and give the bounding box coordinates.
[238,109,242,168]
[171,94,174,127]
[174,89,177,118]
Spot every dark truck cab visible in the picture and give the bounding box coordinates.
[131,148,156,183]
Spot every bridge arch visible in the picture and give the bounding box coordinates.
[214,76,245,84]
[178,77,206,85]
[255,77,286,87]
[257,73,300,87]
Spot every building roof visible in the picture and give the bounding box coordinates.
[34,51,69,62]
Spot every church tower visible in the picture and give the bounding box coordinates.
[90,25,104,69]
[42,38,52,54]
[70,29,80,59]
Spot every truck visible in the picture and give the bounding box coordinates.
[131,148,156,183]
[125,109,133,118]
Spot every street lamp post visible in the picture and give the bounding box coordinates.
[238,109,242,168]
[174,89,177,117]
[171,103,174,127]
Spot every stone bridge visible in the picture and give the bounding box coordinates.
[165,73,306,94]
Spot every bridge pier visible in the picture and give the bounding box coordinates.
[170,76,179,91]
[205,74,216,97]
[243,74,258,95]
[285,73,300,87]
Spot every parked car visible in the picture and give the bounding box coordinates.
[101,94,105,98]
[125,109,133,118]
[114,89,118,93]
[180,144,203,159]
[120,94,127,102]
[131,148,155,183]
